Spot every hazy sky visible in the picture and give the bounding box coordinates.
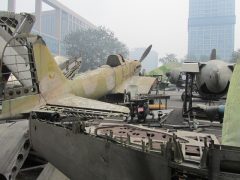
[58,0,190,58]
[1,0,239,58]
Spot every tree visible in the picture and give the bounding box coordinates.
[159,53,178,64]
[64,26,129,72]
[230,49,240,63]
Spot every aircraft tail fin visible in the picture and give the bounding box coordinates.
[210,49,217,60]
[32,37,67,94]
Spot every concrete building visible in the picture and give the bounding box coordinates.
[188,0,236,61]
[129,48,159,73]
[7,0,95,55]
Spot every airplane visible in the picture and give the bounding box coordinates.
[164,49,234,101]
[190,49,234,99]
[165,67,185,90]
[0,42,156,119]
[0,11,157,179]
[188,51,240,146]
[181,49,234,116]
[0,12,157,120]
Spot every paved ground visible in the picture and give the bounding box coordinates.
[126,89,224,141]
[163,89,224,141]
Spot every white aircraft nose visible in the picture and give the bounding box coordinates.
[206,66,229,93]
[210,68,219,83]
[197,60,233,95]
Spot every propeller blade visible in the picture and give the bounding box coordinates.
[140,45,152,62]
[210,49,217,60]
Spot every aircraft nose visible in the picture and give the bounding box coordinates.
[214,69,220,81]
[199,61,232,94]
[210,68,220,85]
[205,67,222,93]
[207,66,230,93]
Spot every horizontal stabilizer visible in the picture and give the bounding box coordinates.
[41,94,130,118]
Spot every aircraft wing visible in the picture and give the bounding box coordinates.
[41,94,130,118]
[112,76,156,94]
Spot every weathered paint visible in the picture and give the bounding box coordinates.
[71,60,142,99]
[71,66,115,99]
[0,37,152,118]
[222,59,240,147]
[1,94,42,119]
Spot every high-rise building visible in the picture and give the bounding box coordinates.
[188,0,236,61]
[6,0,95,56]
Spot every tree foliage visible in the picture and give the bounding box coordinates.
[230,49,240,63]
[159,53,178,64]
[64,26,129,71]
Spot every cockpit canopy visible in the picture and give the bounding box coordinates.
[106,54,125,67]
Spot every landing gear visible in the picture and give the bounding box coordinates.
[182,72,195,117]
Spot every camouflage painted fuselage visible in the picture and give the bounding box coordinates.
[0,38,143,119]
[71,61,141,99]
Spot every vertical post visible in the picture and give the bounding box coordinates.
[35,0,42,33]
[165,98,167,109]
[8,0,16,12]
[0,57,3,100]
[56,8,62,55]
[56,8,62,40]
[188,73,194,116]
[182,73,189,116]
